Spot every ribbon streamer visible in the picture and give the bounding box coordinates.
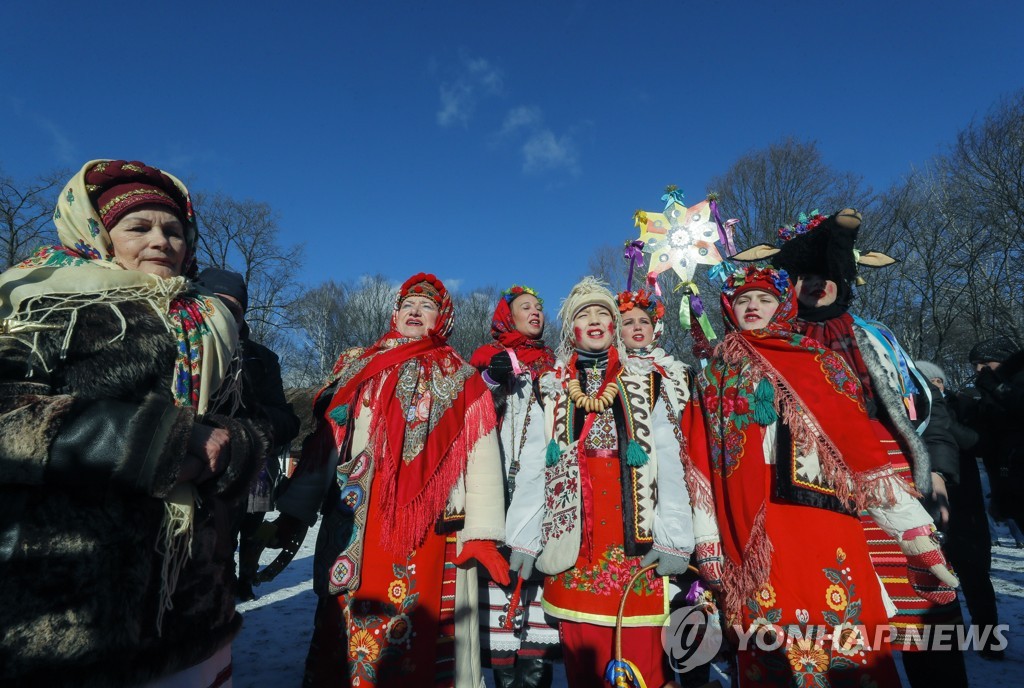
[646,272,662,297]
[708,199,738,256]
[623,240,645,291]
[707,260,733,284]
[661,186,686,209]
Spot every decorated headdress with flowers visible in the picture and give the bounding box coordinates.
[720,265,796,336]
[502,284,542,305]
[616,288,665,322]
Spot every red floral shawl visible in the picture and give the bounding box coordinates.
[469,293,554,378]
[695,280,909,618]
[306,278,497,556]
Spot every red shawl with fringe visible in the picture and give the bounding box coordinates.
[697,281,909,619]
[304,280,497,557]
[469,295,554,377]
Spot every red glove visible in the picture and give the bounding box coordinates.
[453,540,511,586]
[694,540,724,592]
[900,525,959,605]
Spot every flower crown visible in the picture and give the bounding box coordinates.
[723,265,791,298]
[502,284,542,305]
[617,289,666,321]
[777,210,827,243]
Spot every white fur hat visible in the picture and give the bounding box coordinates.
[556,276,623,361]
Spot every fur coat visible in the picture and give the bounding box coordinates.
[0,298,266,687]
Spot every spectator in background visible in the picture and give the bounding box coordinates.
[916,359,1003,660]
[198,268,300,601]
[965,336,1024,530]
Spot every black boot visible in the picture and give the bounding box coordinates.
[516,657,552,688]
[236,578,257,602]
[492,664,519,688]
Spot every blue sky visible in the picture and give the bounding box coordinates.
[2,1,1022,305]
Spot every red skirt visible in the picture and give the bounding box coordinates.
[303,474,458,687]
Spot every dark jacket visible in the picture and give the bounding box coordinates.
[0,299,267,686]
[968,350,1024,519]
[241,337,300,455]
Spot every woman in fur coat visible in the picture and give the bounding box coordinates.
[0,160,267,687]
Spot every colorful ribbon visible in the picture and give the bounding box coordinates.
[645,272,662,297]
[661,187,686,209]
[709,198,738,256]
[623,239,645,291]
[707,260,733,284]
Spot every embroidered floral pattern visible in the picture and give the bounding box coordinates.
[558,545,663,597]
[169,295,215,409]
[702,366,751,477]
[825,584,848,611]
[387,579,408,605]
[348,560,421,684]
[754,582,777,608]
[742,551,877,685]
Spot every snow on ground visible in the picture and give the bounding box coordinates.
[233,512,1024,687]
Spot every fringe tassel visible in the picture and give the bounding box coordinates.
[155,484,196,635]
[752,377,777,426]
[626,439,649,467]
[329,404,349,425]
[720,503,773,626]
[374,392,498,556]
[545,439,562,467]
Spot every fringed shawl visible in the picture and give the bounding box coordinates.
[309,278,498,556]
[697,280,912,621]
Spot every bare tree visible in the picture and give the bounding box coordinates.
[449,287,501,360]
[0,168,65,268]
[287,280,348,387]
[191,191,304,351]
[707,137,875,248]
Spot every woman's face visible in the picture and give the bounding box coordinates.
[733,289,781,331]
[396,295,439,338]
[795,274,838,308]
[510,294,544,338]
[621,307,655,350]
[108,205,187,278]
[572,304,615,352]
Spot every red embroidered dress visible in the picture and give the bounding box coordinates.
[541,368,668,625]
[280,274,506,688]
[687,268,918,687]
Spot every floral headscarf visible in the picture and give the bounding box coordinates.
[470,284,555,378]
[0,159,236,415]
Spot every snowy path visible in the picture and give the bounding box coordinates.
[233,515,1024,687]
